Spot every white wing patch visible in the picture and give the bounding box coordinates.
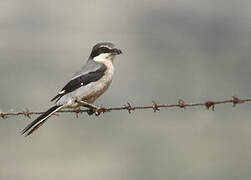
[59,90,65,94]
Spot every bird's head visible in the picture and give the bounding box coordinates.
[89,42,122,62]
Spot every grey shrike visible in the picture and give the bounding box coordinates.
[22,42,122,136]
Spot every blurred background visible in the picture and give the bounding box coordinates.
[1,0,251,179]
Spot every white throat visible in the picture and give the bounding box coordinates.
[93,53,115,63]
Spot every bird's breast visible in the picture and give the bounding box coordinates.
[76,61,114,103]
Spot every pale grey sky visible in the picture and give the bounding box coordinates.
[1,1,251,179]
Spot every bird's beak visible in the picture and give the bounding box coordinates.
[112,48,122,55]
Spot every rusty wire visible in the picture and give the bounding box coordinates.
[0,96,251,119]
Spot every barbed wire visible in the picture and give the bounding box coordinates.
[1,96,251,119]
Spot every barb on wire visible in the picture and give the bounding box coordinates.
[0,96,251,119]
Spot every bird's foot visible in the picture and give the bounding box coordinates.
[87,105,106,116]
[87,108,95,116]
[76,100,106,116]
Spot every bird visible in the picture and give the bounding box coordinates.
[21,42,122,136]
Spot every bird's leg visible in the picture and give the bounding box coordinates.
[76,100,99,109]
[76,100,100,115]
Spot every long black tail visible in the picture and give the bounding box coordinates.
[21,105,63,136]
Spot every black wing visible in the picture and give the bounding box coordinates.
[51,63,107,102]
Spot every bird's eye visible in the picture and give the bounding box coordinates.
[99,47,110,53]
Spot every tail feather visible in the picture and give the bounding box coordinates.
[21,105,63,136]
[51,94,61,102]
[25,121,46,136]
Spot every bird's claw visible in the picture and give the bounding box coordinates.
[87,105,106,116]
[87,108,95,116]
